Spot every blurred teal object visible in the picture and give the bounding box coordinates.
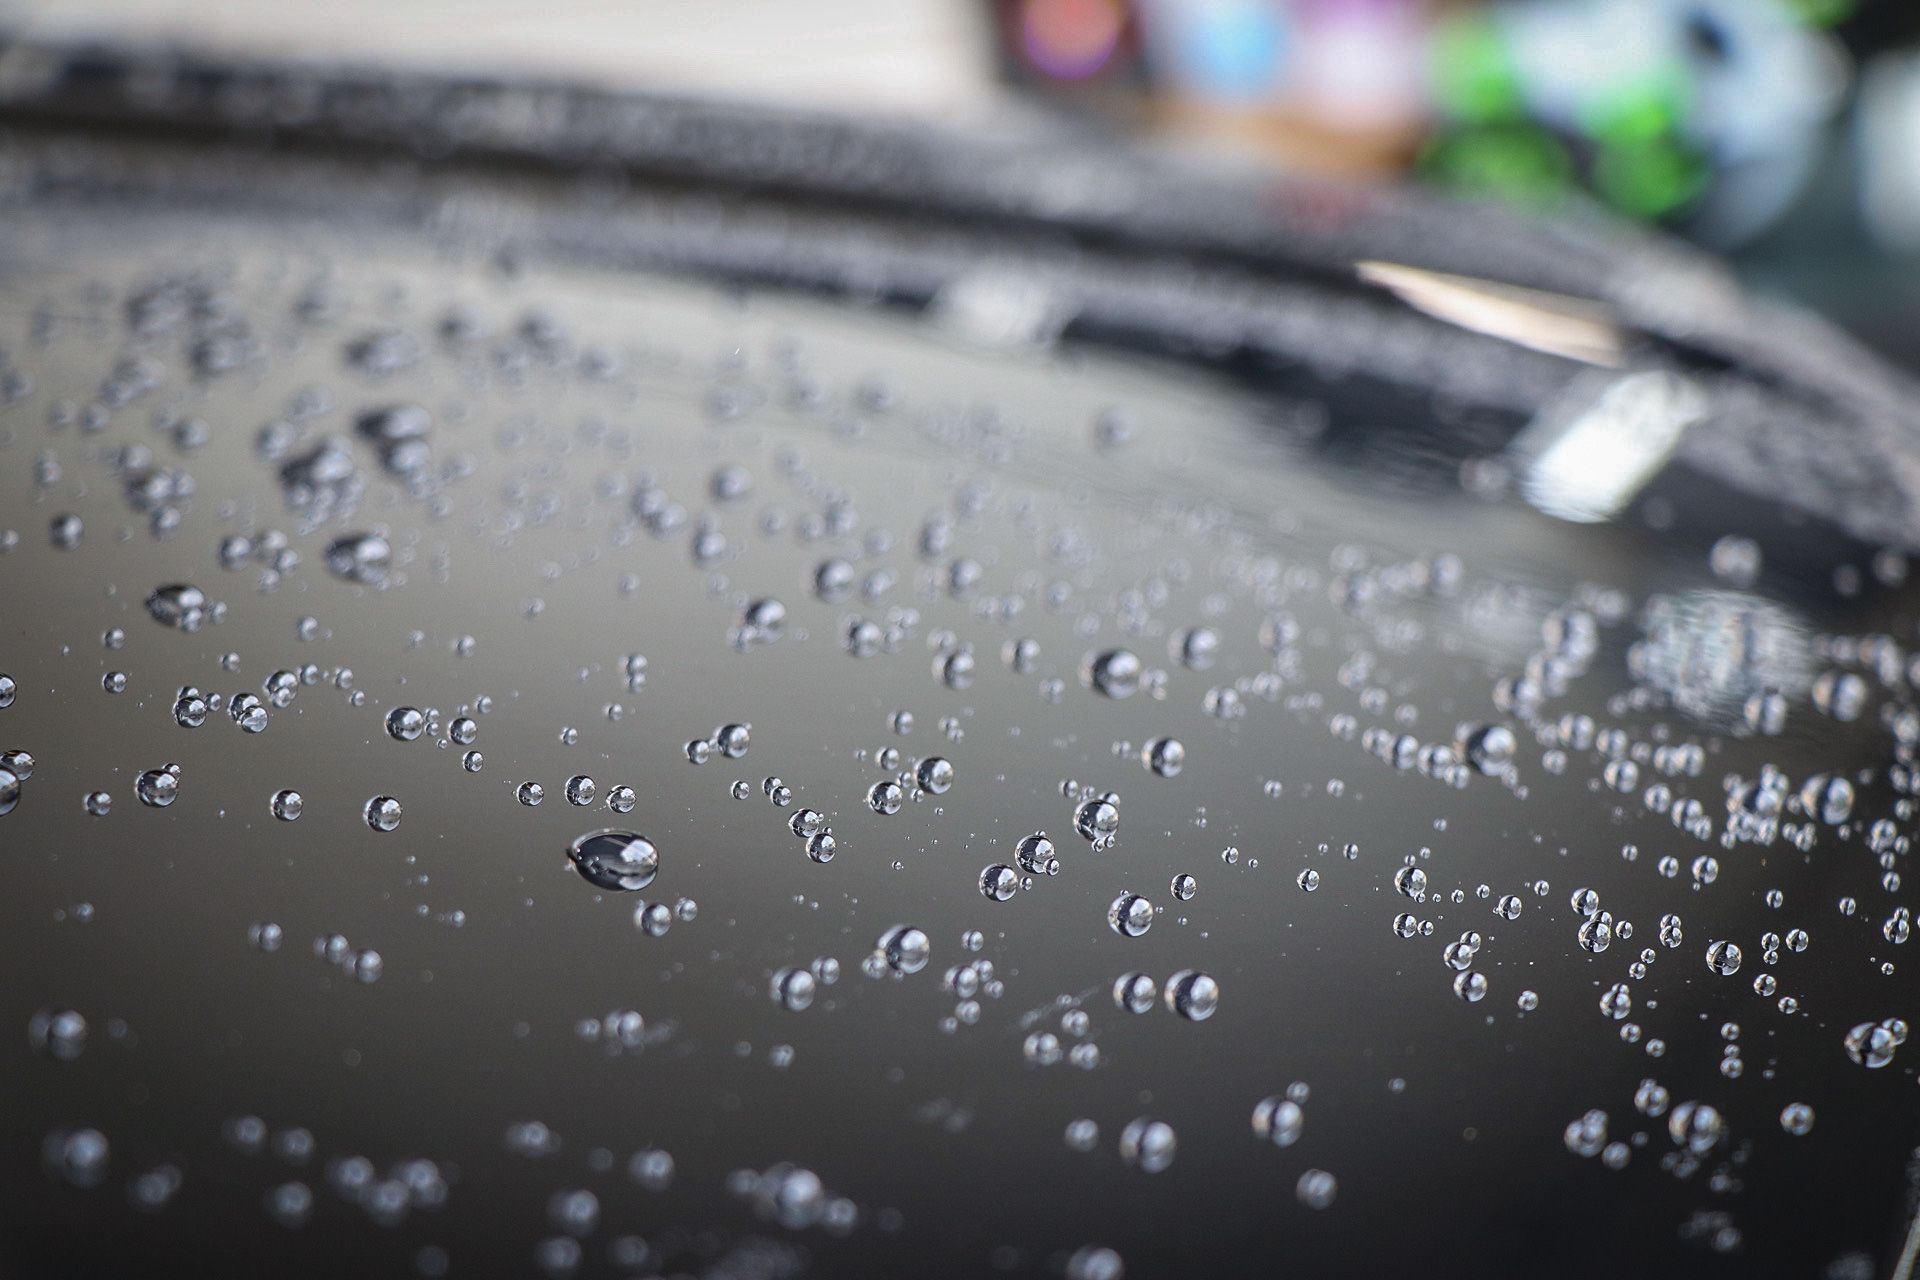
[1136,0,1291,103]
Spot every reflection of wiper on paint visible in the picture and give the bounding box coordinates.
[1509,369,1709,524]
[1355,260,1723,529]
[1356,259,1626,367]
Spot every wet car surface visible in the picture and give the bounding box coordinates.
[1,53,1919,1280]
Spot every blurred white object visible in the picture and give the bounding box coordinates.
[1513,370,1707,524]
[1857,51,1920,254]
[2,0,994,116]
[1500,0,1843,247]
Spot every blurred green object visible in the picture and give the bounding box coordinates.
[1430,17,1522,122]
[1426,9,1711,222]
[1419,124,1572,208]
[1592,132,1709,216]
[1782,0,1856,27]
[1585,84,1709,218]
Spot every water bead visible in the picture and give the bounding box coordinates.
[135,769,178,807]
[364,796,402,831]
[1705,940,1743,977]
[1252,1097,1304,1147]
[1162,970,1219,1021]
[1118,1118,1176,1172]
[1113,972,1157,1014]
[771,967,816,1012]
[385,706,426,742]
[868,781,903,815]
[979,864,1018,901]
[1075,800,1119,843]
[1086,650,1142,700]
[568,831,659,892]
[916,757,954,795]
[1016,833,1059,876]
[1393,865,1428,899]
[1844,1020,1902,1069]
[1143,737,1184,778]
[28,1007,89,1061]
[1107,893,1153,938]
[144,584,208,632]
[877,926,930,975]
[1024,1032,1062,1066]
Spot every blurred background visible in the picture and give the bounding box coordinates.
[4,0,1918,366]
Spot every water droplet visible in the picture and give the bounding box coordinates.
[135,769,178,807]
[715,724,750,759]
[1016,832,1059,876]
[1108,893,1153,938]
[770,967,816,1012]
[1142,737,1184,778]
[1463,723,1515,775]
[28,1007,87,1061]
[1118,1118,1176,1172]
[867,781,902,815]
[324,533,392,585]
[1066,1247,1124,1280]
[1252,1097,1304,1147]
[1394,865,1428,900]
[1844,1018,1904,1069]
[1666,1102,1724,1154]
[979,864,1018,901]
[145,583,208,631]
[1113,972,1157,1014]
[1086,650,1142,699]
[568,831,659,892]
[1163,970,1218,1020]
[877,925,930,975]
[1705,940,1743,976]
[386,707,425,742]
[364,796,402,831]
[1076,800,1119,844]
